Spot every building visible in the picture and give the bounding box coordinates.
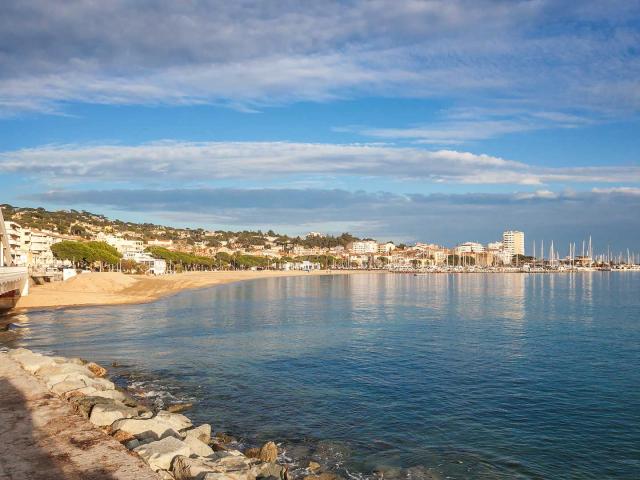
[146,239,174,248]
[29,230,59,270]
[97,233,145,259]
[377,242,396,254]
[126,251,167,275]
[3,221,29,266]
[347,240,378,254]
[1,220,69,270]
[487,241,503,251]
[454,242,485,255]
[503,230,525,256]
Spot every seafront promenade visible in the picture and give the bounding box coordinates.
[0,351,160,480]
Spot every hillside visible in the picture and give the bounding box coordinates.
[0,204,361,249]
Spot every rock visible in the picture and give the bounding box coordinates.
[89,388,131,402]
[254,463,286,480]
[257,441,278,462]
[125,438,141,450]
[86,361,107,377]
[183,434,214,457]
[46,373,115,395]
[215,432,237,444]
[68,357,86,365]
[307,462,321,472]
[113,429,137,443]
[37,363,95,382]
[303,474,342,480]
[50,378,90,395]
[68,395,116,418]
[64,386,100,398]
[245,448,260,459]
[211,449,245,458]
[7,347,32,357]
[134,436,191,471]
[112,417,183,441]
[157,470,176,480]
[89,402,139,426]
[184,424,212,444]
[155,410,193,431]
[13,351,57,374]
[210,441,228,452]
[172,455,255,480]
[167,402,193,413]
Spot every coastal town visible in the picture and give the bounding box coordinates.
[2,204,638,279]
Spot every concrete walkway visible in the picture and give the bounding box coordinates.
[0,354,159,480]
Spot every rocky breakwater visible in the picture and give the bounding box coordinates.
[6,348,324,480]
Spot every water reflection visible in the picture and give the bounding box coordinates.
[1,273,639,479]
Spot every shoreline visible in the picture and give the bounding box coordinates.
[1,348,298,480]
[11,269,369,313]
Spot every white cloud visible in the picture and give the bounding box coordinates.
[3,141,639,186]
[591,187,640,196]
[0,1,638,117]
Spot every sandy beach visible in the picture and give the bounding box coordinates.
[13,270,363,311]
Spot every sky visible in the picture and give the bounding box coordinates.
[1,0,639,252]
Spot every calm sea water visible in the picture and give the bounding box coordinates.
[2,273,639,479]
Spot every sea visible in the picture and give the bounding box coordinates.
[1,273,639,479]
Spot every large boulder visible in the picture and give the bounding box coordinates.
[183,434,214,457]
[252,442,277,463]
[68,395,117,418]
[46,372,115,394]
[172,455,256,480]
[184,424,212,445]
[89,402,140,427]
[65,387,131,407]
[134,436,192,471]
[253,462,286,480]
[155,410,193,431]
[7,347,33,358]
[86,361,108,377]
[11,351,57,373]
[112,417,183,441]
[50,378,91,395]
[303,474,342,480]
[36,362,94,380]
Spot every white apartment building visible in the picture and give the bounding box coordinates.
[97,233,144,259]
[126,251,167,275]
[348,240,379,254]
[495,250,514,265]
[3,221,29,266]
[29,230,59,270]
[503,230,525,256]
[454,242,485,254]
[146,239,174,248]
[2,221,66,269]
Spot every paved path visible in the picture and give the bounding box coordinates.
[0,354,159,480]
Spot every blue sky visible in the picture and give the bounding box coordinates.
[1,0,639,252]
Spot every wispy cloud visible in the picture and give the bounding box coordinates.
[343,107,599,144]
[2,141,639,186]
[0,1,638,119]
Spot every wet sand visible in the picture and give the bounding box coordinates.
[14,270,363,311]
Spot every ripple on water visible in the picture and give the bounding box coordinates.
[1,273,639,480]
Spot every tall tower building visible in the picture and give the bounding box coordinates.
[503,230,525,256]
